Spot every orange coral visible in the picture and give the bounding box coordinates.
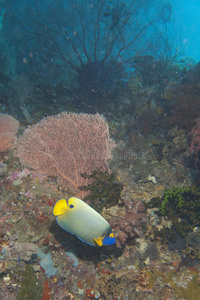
[0,113,19,152]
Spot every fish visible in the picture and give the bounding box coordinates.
[53,197,116,246]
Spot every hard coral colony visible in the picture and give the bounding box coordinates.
[111,198,147,248]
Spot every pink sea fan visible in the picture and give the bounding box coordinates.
[0,113,19,153]
[16,112,115,192]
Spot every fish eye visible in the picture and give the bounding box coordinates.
[69,204,74,209]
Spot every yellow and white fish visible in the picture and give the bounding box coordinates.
[53,197,116,247]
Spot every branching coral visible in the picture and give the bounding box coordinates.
[16,112,115,193]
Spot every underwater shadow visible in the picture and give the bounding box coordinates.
[49,220,118,264]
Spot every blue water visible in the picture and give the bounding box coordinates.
[172,0,200,61]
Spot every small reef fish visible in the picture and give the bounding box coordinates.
[53,197,116,246]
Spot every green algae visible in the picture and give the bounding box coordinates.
[16,265,43,300]
[160,186,192,215]
[146,185,200,239]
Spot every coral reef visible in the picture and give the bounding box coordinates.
[0,121,199,299]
